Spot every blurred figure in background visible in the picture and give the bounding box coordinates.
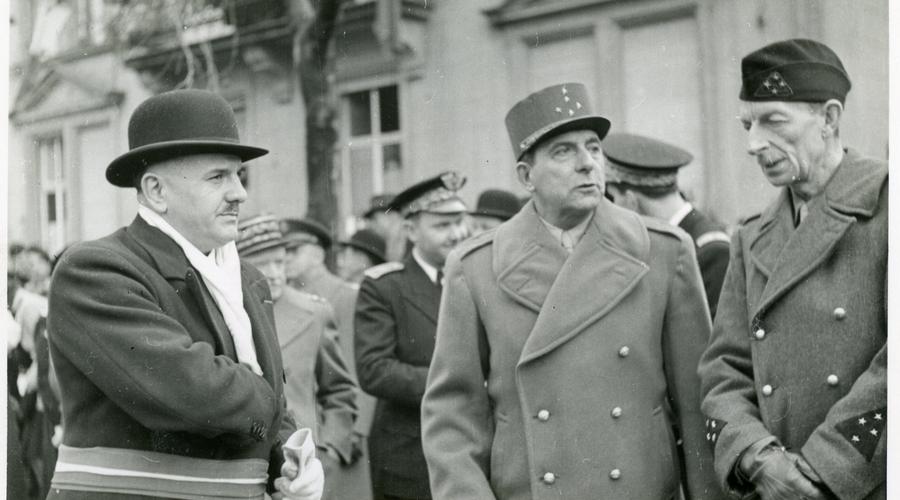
[603,132,730,318]
[467,188,522,236]
[363,193,408,262]
[337,229,387,284]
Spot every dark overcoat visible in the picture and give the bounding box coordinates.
[354,255,440,499]
[679,208,730,318]
[698,149,887,500]
[47,216,295,499]
[421,200,722,500]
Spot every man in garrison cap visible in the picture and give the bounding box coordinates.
[604,133,730,318]
[698,39,887,500]
[354,172,469,500]
[421,83,721,500]
[46,89,323,499]
[237,215,368,500]
[280,217,375,500]
[468,188,523,236]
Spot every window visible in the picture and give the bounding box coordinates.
[341,84,403,216]
[36,135,67,253]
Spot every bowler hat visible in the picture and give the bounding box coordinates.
[340,229,387,264]
[505,83,610,160]
[280,218,332,250]
[472,189,522,221]
[106,89,268,187]
[236,214,285,257]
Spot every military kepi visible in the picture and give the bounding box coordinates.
[505,82,610,160]
[740,38,851,103]
[603,133,693,191]
[106,89,268,187]
[390,171,467,218]
[236,214,285,257]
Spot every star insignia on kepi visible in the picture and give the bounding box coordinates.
[754,71,794,98]
[836,407,886,462]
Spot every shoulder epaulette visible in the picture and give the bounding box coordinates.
[696,230,731,248]
[364,261,405,280]
[457,230,495,259]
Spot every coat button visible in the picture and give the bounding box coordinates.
[754,328,766,340]
[537,409,551,421]
[833,307,847,320]
[762,384,773,396]
[542,472,556,484]
[610,407,623,418]
[827,374,839,386]
[618,346,630,358]
[609,469,621,480]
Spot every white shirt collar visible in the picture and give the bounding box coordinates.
[538,213,592,252]
[668,202,694,226]
[412,247,440,284]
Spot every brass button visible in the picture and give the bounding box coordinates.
[833,307,847,320]
[537,409,551,422]
[754,328,766,340]
[618,346,630,358]
[609,469,621,480]
[542,472,556,484]
[611,407,623,418]
[762,384,773,396]
[827,374,839,386]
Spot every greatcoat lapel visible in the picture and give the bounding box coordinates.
[496,201,650,365]
[749,149,886,319]
[242,268,279,388]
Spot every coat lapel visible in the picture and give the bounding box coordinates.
[242,266,279,388]
[402,255,441,325]
[750,149,887,318]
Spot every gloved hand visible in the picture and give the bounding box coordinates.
[274,429,325,500]
[741,444,827,500]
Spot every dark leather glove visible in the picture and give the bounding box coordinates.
[741,444,827,500]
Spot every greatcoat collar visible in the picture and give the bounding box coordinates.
[748,148,887,319]
[493,200,650,365]
[124,215,279,388]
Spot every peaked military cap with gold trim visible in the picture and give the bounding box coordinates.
[603,133,693,190]
[236,214,285,257]
[390,171,467,218]
[740,38,851,104]
[505,82,610,160]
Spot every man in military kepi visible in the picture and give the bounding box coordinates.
[421,82,720,499]
[354,171,468,500]
[699,39,887,500]
[468,188,523,236]
[603,132,730,318]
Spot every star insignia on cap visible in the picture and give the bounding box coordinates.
[555,107,562,113]
[561,86,568,95]
[754,71,794,98]
[836,407,886,462]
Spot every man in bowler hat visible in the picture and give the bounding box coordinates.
[46,89,322,499]
[603,132,730,317]
[699,39,887,500]
[354,172,468,500]
[421,82,720,499]
[468,188,523,236]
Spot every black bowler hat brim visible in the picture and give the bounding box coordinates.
[106,140,268,187]
[521,116,611,160]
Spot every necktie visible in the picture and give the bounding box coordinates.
[436,270,444,288]
[794,202,808,227]
[561,231,576,254]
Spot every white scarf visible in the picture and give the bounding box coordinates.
[138,205,263,376]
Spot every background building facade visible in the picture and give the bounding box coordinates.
[8,0,889,253]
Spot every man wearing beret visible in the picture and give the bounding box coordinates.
[354,172,469,500]
[604,132,730,318]
[699,39,887,500]
[468,188,523,236]
[421,83,720,499]
[281,217,375,500]
[237,214,366,500]
[46,90,323,499]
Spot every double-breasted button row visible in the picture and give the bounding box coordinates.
[542,472,556,484]
[609,469,621,480]
[761,384,774,396]
[754,328,766,340]
[827,374,840,386]
[537,409,551,421]
[618,346,630,358]
[833,307,847,320]
[611,407,623,418]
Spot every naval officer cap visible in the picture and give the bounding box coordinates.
[505,83,611,160]
[603,133,693,191]
[390,171,468,218]
[740,38,851,104]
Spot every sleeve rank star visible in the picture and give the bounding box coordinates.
[705,417,726,444]
[835,407,886,462]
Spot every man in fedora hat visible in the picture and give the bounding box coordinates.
[47,89,323,499]
[699,39,887,500]
[337,229,387,284]
[354,172,469,500]
[421,83,720,499]
[468,188,523,236]
[603,132,730,318]
[237,214,370,500]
